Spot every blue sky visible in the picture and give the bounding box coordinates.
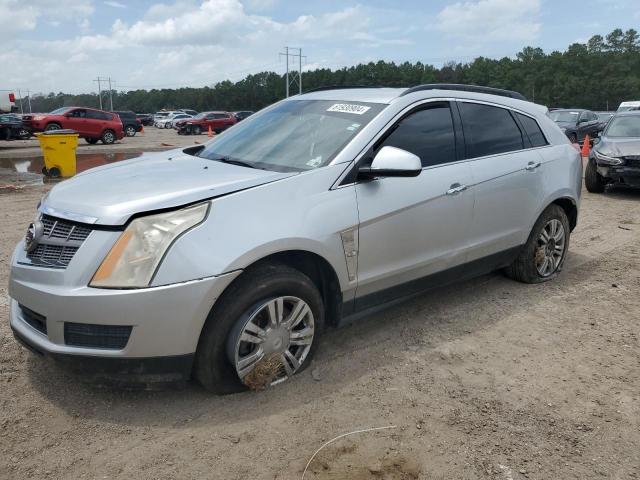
[1,0,639,94]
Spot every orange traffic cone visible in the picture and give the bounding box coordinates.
[208,125,213,138]
[140,124,144,135]
[581,134,590,157]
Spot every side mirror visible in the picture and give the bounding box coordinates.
[358,146,422,180]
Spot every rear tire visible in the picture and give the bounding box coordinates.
[585,159,606,193]
[194,263,324,394]
[85,137,99,144]
[101,130,116,145]
[125,125,136,137]
[504,204,570,284]
[45,123,61,131]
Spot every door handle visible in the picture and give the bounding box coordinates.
[525,161,541,171]
[446,183,468,195]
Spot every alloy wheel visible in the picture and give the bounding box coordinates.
[229,296,315,387]
[535,219,566,277]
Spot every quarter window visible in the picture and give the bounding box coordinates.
[516,113,548,147]
[459,102,524,158]
[379,104,456,167]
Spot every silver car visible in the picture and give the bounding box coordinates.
[9,85,582,393]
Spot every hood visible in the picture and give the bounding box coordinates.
[554,120,575,127]
[41,149,296,225]
[596,137,640,157]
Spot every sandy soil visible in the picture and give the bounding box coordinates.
[0,126,209,159]
[1,184,639,480]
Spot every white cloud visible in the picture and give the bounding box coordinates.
[0,0,94,40]
[436,0,541,44]
[104,0,126,8]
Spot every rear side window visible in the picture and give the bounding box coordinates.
[516,113,548,147]
[459,102,523,158]
[87,110,112,120]
[379,104,456,167]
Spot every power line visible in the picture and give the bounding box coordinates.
[94,76,115,110]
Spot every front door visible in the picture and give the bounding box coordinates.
[354,102,474,309]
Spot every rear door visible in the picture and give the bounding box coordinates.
[354,101,475,307]
[64,109,89,136]
[85,109,107,137]
[458,101,544,260]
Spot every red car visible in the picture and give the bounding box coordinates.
[24,107,125,144]
[174,111,237,135]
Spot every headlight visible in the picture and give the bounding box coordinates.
[593,150,623,165]
[90,203,209,288]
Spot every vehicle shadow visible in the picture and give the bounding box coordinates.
[603,184,640,199]
[26,250,602,429]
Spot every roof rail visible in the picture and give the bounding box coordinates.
[303,85,383,94]
[401,83,527,101]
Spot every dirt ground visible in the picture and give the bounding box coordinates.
[0,126,208,160]
[1,182,639,480]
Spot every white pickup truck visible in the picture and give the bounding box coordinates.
[0,91,16,113]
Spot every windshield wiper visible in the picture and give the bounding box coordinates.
[210,156,258,169]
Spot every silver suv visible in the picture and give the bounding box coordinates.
[9,85,582,393]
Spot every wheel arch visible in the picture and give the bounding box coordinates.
[223,250,344,327]
[551,197,578,231]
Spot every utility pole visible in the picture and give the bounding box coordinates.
[26,89,31,113]
[279,47,306,97]
[94,77,103,109]
[107,76,114,111]
[17,89,23,114]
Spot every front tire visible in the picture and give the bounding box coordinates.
[192,125,202,135]
[585,159,606,193]
[101,130,116,144]
[45,123,61,131]
[194,263,324,394]
[505,204,570,284]
[85,137,99,144]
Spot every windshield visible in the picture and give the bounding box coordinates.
[549,111,579,123]
[604,115,640,137]
[597,112,613,121]
[197,100,386,172]
[50,107,71,115]
[194,113,206,119]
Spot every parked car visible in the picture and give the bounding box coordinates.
[0,113,31,140]
[548,109,603,143]
[586,110,640,192]
[8,84,581,393]
[232,111,254,122]
[0,91,17,113]
[595,111,615,128]
[154,111,184,126]
[136,113,154,126]
[24,107,125,144]
[179,109,198,117]
[156,113,193,129]
[175,111,236,135]
[113,110,142,137]
[617,101,640,112]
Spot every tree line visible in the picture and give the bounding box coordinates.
[23,28,640,114]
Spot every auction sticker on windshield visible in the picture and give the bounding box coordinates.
[327,104,371,115]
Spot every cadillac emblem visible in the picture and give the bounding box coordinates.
[24,221,44,253]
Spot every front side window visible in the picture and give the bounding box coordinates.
[379,104,456,167]
[459,102,523,158]
[69,109,86,118]
[198,100,385,172]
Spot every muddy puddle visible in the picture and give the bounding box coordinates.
[0,152,143,190]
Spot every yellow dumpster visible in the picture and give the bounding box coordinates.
[36,129,79,177]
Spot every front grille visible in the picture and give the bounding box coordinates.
[64,323,132,350]
[19,305,47,335]
[41,216,92,242]
[25,215,93,268]
[623,157,640,168]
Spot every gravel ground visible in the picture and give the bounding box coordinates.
[1,183,639,480]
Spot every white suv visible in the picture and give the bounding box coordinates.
[9,85,581,393]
